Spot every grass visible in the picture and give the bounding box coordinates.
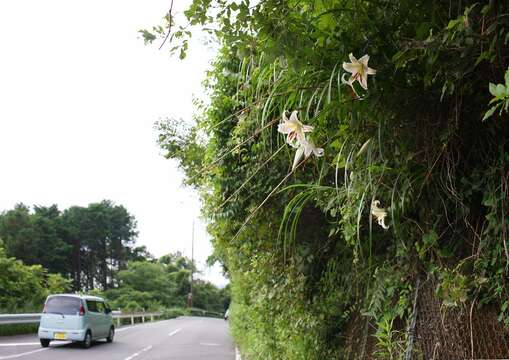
[0,323,38,336]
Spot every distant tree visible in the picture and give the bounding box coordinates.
[0,204,35,263]
[60,205,87,290]
[102,253,230,312]
[105,261,175,310]
[159,252,195,301]
[0,200,139,292]
[126,245,154,262]
[0,204,70,276]
[61,200,138,290]
[118,261,170,294]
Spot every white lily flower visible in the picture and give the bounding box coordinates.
[342,53,377,91]
[277,111,314,148]
[292,139,324,171]
[371,200,389,230]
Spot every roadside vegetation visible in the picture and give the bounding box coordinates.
[146,0,509,358]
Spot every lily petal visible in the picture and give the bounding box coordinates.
[313,146,324,157]
[304,144,313,158]
[277,123,292,134]
[359,54,370,65]
[287,137,300,149]
[304,140,324,158]
[341,73,352,85]
[379,218,389,230]
[289,110,300,123]
[371,199,389,230]
[343,62,358,74]
[342,74,359,97]
[359,74,368,90]
[292,146,305,170]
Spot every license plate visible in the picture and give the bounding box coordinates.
[54,332,66,340]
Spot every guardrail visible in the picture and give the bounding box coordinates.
[111,312,163,327]
[0,314,42,325]
[0,308,225,328]
[188,308,224,318]
[0,311,163,327]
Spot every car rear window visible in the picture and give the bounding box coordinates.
[45,296,81,315]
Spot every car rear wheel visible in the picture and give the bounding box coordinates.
[40,339,50,348]
[82,331,92,349]
[106,327,114,343]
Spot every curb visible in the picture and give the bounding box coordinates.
[235,346,242,360]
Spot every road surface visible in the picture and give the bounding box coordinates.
[0,316,235,360]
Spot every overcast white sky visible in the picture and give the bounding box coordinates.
[0,0,228,286]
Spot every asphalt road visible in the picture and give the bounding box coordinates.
[0,316,235,360]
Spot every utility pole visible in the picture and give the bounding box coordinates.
[187,220,194,308]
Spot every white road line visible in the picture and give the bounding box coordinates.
[123,345,152,360]
[0,343,40,347]
[116,327,133,332]
[236,347,242,360]
[200,342,220,346]
[168,328,182,337]
[0,348,47,359]
[117,319,177,332]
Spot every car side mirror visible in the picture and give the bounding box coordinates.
[105,308,112,314]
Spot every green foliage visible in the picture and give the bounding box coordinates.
[0,241,69,313]
[484,67,509,120]
[105,261,171,311]
[435,267,469,308]
[0,323,39,337]
[156,118,205,187]
[162,307,190,319]
[0,204,70,276]
[102,254,228,313]
[153,0,509,358]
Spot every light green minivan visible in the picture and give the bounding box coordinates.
[38,294,114,349]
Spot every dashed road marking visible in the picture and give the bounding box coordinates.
[0,348,48,359]
[168,328,182,337]
[0,343,40,347]
[124,345,152,360]
[116,327,133,332]
[200,342,220,346]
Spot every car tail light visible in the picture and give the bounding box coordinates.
[79,305,85,316]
